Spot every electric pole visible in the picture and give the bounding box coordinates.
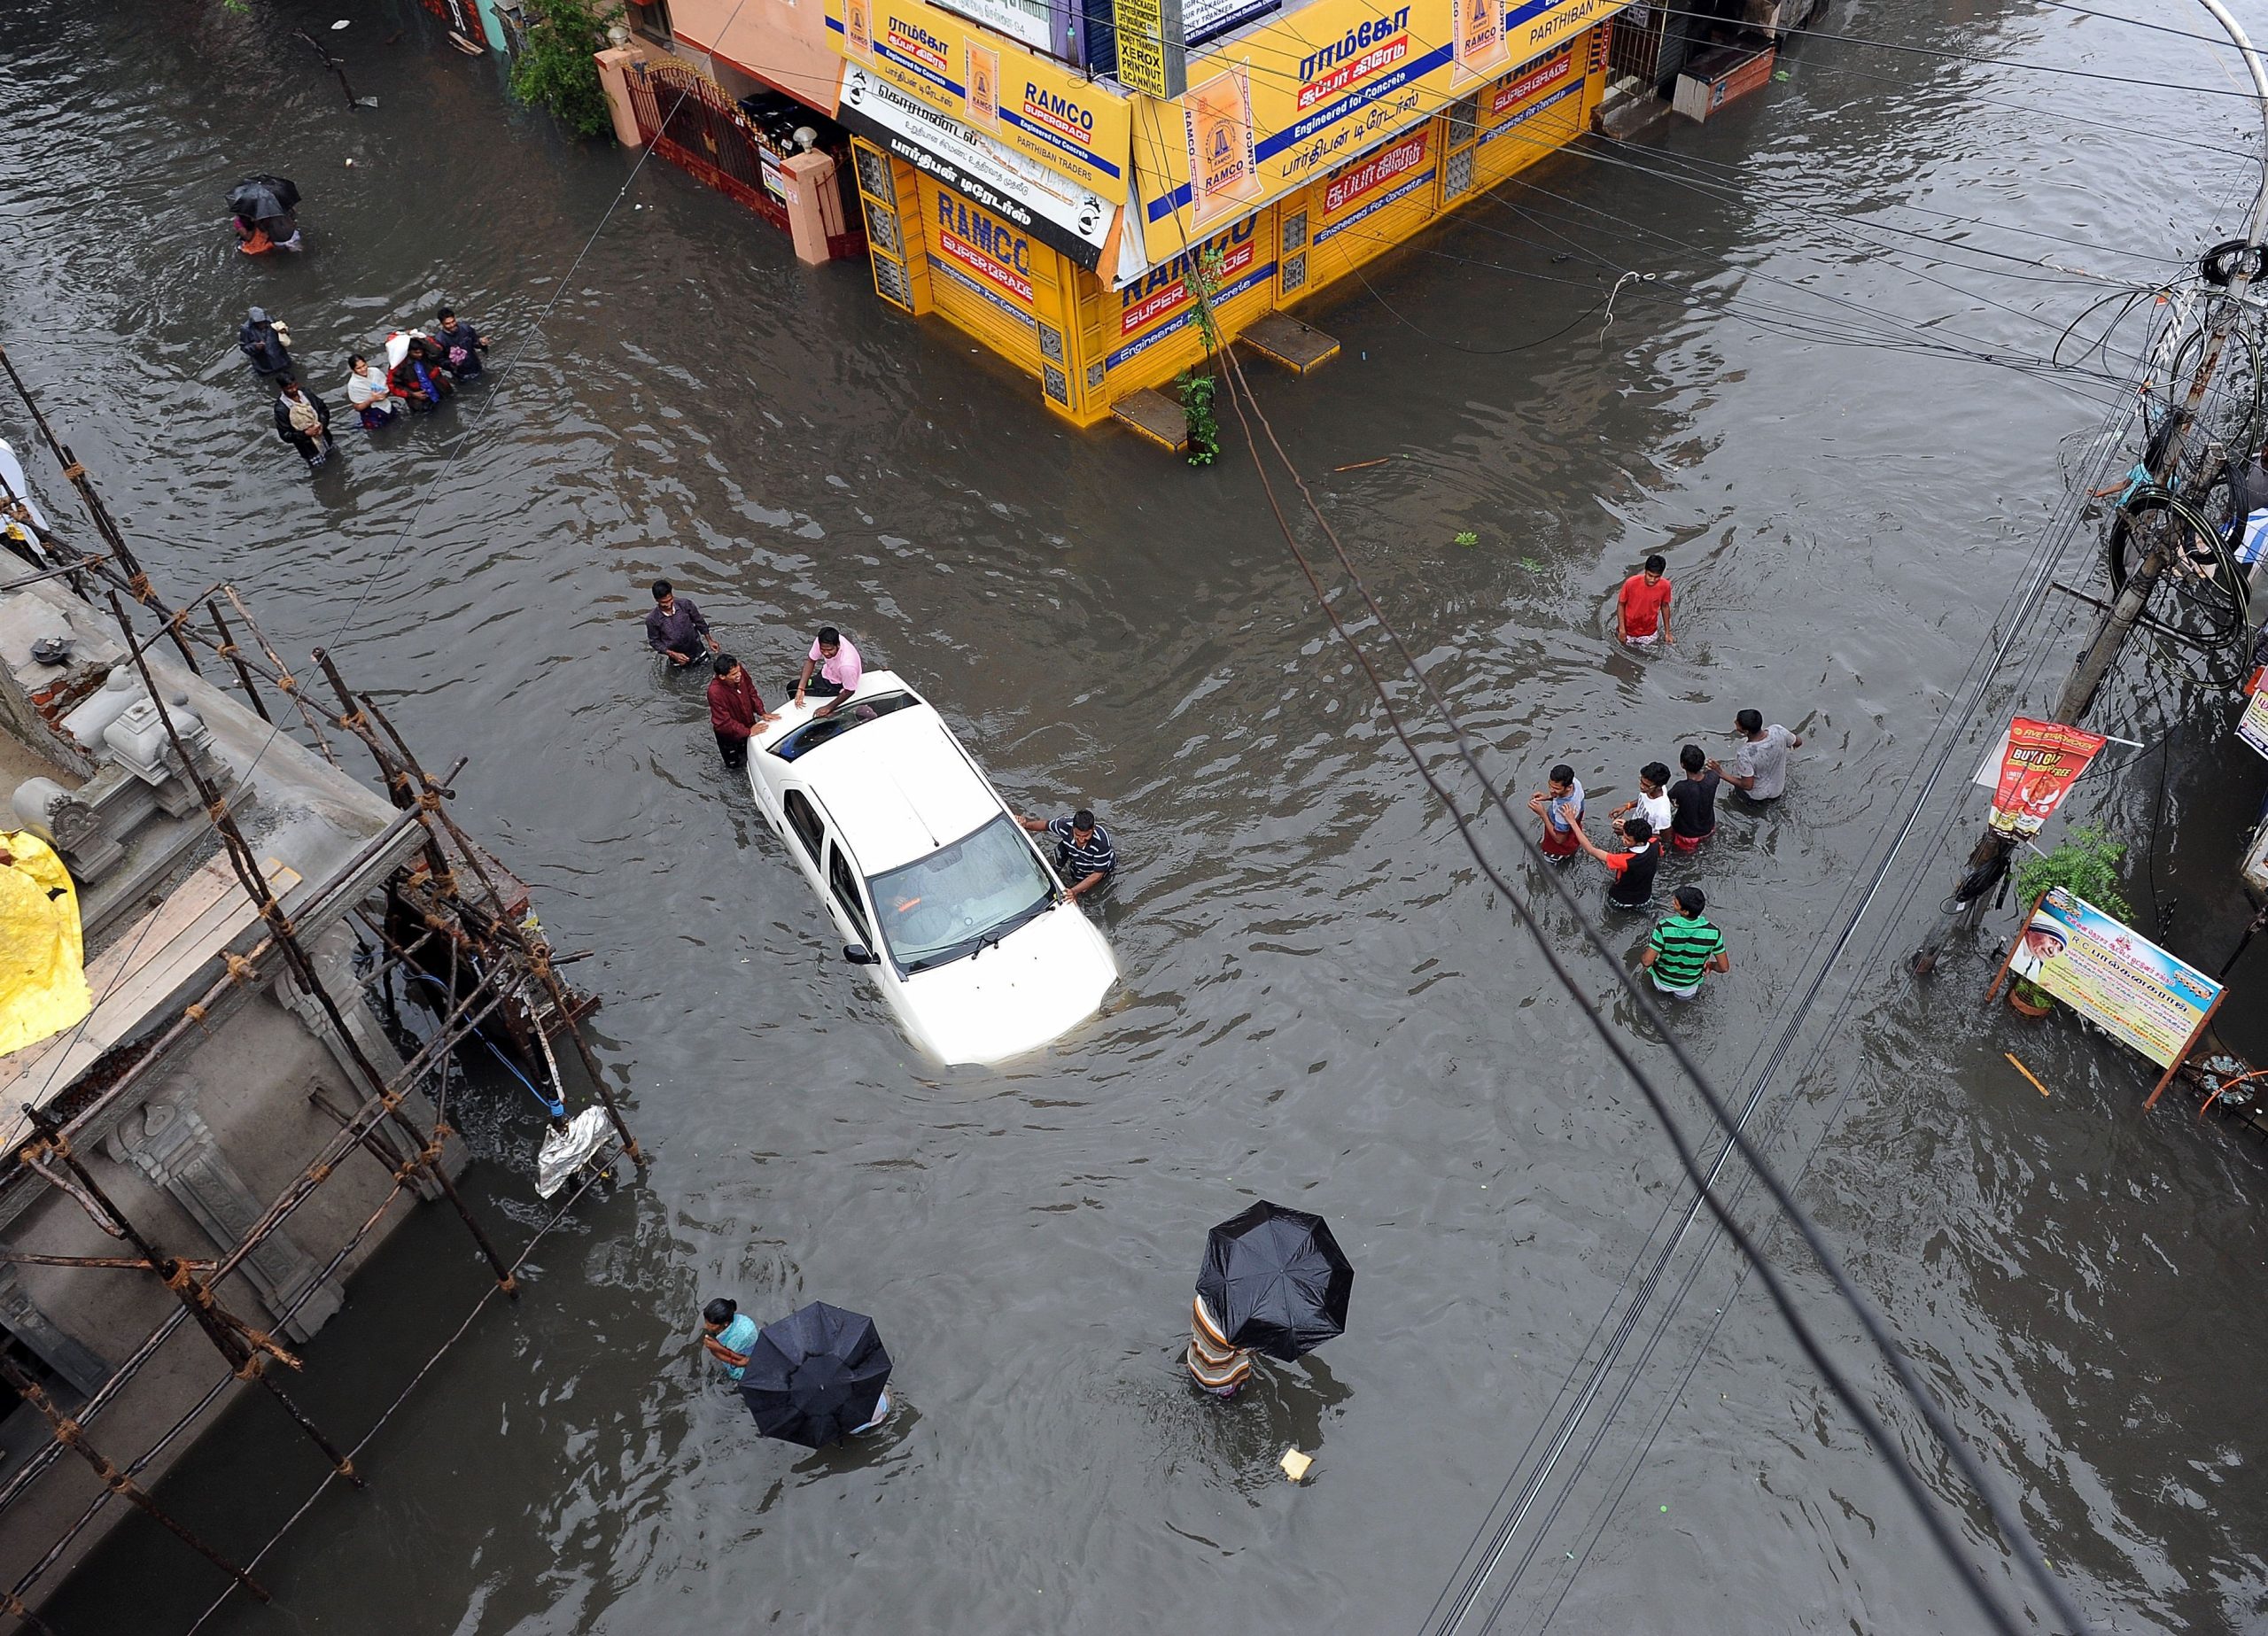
[1911,0,2268,976]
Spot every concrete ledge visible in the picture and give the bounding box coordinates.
[1239,313,1340,374]
[1110,389,1189,454]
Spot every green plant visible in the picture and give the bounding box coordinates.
[1178,370,1220,467]
[2012,824,2133,925]
[1454,531,1479,548]
[2011,976,2055,1011]
[510,0,622,139]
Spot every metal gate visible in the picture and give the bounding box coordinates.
[626,58,792,228]
[624,59,866,259]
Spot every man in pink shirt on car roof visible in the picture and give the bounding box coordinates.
[794,625,863,718]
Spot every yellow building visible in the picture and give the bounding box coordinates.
[822,0,1624,429]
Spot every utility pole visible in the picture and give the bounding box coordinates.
[1912,0,2268,976]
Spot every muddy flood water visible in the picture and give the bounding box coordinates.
[7,0,2268,1629]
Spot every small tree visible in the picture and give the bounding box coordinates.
[2013,825,2133,925]
[511,0,623,139]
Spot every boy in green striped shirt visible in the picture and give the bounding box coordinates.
[1643,885,1729,998]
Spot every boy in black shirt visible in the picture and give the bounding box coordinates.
[1666,743,1720,855]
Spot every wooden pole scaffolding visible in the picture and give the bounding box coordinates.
[313,651,648,1171]
[0,963,520,1541]
[0,1349,267,1608]
[103,593,524,1295]
[14,1104,363,1488]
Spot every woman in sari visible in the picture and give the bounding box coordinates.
[344,355,398,431]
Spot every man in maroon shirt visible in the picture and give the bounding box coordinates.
[708,654,778,770]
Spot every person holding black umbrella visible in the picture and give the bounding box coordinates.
[738,1300,894,1448]
[228,174,301,254]
[1186,1200,1354,1396]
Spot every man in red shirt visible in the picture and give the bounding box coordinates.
[1616,554,1673,647]
[707,653,778,770]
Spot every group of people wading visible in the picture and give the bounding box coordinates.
[239,303,491,472]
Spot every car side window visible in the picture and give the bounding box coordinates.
[827,844,873,945]
[783,789,824,869]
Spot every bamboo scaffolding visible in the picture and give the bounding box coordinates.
[0,352,642,1635]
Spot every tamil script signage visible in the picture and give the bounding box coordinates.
[2008,889,2222,1070]
[830,0,1133,197]
[934,0,1060,52]
[837,62,1119,267]
[1134,0,1624,251]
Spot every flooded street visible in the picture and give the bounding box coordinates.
[6,0,2268,1628]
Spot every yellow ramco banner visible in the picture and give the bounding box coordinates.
[831,0,1133,198]
[1133,0,1625,252]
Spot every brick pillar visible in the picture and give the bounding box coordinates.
[782,151,843,266]
[595,47,647,149]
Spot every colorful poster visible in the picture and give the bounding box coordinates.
[2239,686,2268,760]
[1453,0,1509,81]
[1987,717,2108,838]
[965,42,1000,128]
[1184,66,1262,227]
[1132,0,1623,255]
[2009,889,2220,1069]
[825,0,1132,196]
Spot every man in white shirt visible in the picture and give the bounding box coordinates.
[1712,709,1802,805]
[1611,761,1674,843]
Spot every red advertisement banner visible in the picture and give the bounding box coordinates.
[1988,717,2107,837]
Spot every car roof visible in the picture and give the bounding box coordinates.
[792,690,1004,873]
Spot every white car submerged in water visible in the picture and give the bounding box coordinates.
[744,671,1116,1065]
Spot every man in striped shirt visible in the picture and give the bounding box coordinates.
[1020,807,1116,901]
[1643,885,1729,998]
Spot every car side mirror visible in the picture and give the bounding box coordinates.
[843,944,878,965]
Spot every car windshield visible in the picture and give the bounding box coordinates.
[769,691,921,763]
[867,813,1055,972]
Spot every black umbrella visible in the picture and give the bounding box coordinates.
[1196,1200,1354,1361]
[737,1301,892,1449]
[227,174,301,228]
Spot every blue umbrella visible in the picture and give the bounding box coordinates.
[737,1302,892,1449]
[1197,1201,1354,1361]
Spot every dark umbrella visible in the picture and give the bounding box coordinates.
[227,174,301,229]
[737,1301,892,1449]
[1196,1200,1354,1361]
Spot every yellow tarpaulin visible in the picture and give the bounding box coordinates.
[0,831,89,1058]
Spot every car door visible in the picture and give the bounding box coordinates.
[825,839,880,958]
[781,787,830,899]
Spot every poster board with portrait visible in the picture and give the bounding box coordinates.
[1989,888,2223,1104]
